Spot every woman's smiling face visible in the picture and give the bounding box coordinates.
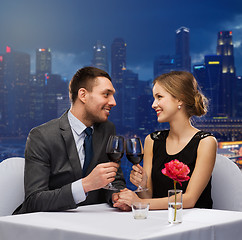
[152,83,180,123]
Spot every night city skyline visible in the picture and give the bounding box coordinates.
[1,0,242,80]
[1,0,242,167]
[0,0,241,215]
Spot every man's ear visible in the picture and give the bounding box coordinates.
[77,88,88,103]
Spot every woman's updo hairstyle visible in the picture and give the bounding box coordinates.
[153,71,208,118]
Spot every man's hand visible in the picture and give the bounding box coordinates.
[112,192,131,211]
[82,162,119,193]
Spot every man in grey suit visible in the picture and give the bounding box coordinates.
[13,67,128,214]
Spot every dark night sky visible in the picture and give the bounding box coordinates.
[1,0,242,80]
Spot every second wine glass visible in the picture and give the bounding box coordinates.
[104,135,124,190]
[126,137,148,192]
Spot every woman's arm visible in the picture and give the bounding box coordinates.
[139,134,154,198]
[117,135,217,210]
[129,135,154,198]
[118,134,170,210]
[182,135,217,208]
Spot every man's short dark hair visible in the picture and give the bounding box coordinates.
[69,66,112,103]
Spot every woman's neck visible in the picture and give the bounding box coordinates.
[168,117,197,140]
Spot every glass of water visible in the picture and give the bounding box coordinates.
[168,189,183,224]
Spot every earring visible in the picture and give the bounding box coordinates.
[178,105,181,110]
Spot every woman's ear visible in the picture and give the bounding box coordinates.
[177,99,183,105]
[77,88,88,103]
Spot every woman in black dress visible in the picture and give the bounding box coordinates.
[114,71,217,210]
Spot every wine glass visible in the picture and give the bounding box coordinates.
[126,137,148,192]
[104,135,124,190]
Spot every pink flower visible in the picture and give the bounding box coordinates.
[162,159,190,186]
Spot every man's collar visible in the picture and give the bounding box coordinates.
[68,110,94,136]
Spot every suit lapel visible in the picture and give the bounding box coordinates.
[59,111,82,179]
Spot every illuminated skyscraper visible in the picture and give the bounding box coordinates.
[36,48,51,74]
[122,69,138,130]
[216,31,235,74]
[111,38,126,85]
[194,56,223,117]
[236,76,242,118]
[153,55,176,78]
[43,73,62,122]
[110,38,126,130]
[0,55,4,125]
[3,47,30,135]
[175,26,191,72]
[136,80,157,137]
[216,31,236,117]
[92,40,108,72]
[29,48,52,128]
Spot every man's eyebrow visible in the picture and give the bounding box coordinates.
[103,89,115,93]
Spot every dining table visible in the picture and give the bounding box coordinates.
[0,203,242,240]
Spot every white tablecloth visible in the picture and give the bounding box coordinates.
[0,203,242,240]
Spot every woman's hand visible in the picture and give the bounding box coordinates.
[130,164,148,188]
[112,192,131,211]
[113,188,141,207]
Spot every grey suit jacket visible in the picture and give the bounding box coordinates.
[13,111,126,214]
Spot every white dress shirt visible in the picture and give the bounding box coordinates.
[68,110,93,204]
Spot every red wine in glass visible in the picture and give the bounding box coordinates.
[126,137,148,192]
[104,135,124,190]
[126,153,144,165]
[107,152,124,163]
